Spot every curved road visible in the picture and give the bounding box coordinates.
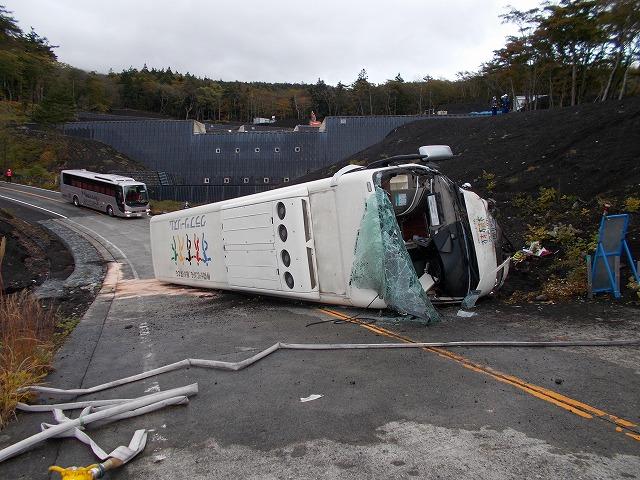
[0,181,639,479]
[0,182,152,279]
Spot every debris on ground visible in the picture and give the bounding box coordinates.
[512,241,554,263]
[300,394,323,403]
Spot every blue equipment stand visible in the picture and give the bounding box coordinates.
[590,213,640,298]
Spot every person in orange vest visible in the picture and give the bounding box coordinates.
[5,168,12,183]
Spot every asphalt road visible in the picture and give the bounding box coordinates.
[0,181,638,479]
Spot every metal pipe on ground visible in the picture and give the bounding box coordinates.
[23,339,640,398]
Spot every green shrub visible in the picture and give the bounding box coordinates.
[481,170,496,191]
[624,197,640,213]
[525,224,551,243]
[537,187,558,210]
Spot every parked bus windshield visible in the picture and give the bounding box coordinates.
[124,184,149,206]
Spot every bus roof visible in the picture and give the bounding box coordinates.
[61,169,145,185]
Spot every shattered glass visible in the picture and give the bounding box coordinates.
[350,186,440,323]
[461,289,481,309]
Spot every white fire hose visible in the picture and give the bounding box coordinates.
[22,339,639,398]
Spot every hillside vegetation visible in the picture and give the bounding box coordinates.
[0,102,145,187]
[0,2,639,125]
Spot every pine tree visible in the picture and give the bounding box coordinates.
[31,83,76,124]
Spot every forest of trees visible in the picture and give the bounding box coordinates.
[0,0,638,124]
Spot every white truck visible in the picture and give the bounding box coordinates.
[150,146,510,319]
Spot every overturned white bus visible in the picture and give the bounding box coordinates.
[150,146,510,321]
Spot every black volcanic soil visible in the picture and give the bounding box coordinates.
[0,208,98,319]
[309,97,640,201]
[0,209,73,294]
[24,125,147,173]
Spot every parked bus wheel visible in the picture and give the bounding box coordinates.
[107,205,114,217]
[73,195,80,207]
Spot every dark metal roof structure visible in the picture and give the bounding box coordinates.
[63,114,442,202]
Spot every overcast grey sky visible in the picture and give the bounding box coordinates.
[7,0,540,85]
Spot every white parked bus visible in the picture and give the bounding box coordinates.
[60,170,150,218]
[150,146,511,316]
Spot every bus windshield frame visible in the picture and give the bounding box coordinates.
[123,184,149,207]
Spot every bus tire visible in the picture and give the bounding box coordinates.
[73,195,80,207]
[107,205,114,217]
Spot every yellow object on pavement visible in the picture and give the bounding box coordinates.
[49,464,100,479]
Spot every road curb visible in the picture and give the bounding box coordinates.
[40,219,123,393]
[35,219,105,301]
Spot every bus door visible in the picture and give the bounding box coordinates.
[115,187,125,213]
[221,197,319,297]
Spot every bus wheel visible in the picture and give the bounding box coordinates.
[73,195,80,207]
[107,205,114,217]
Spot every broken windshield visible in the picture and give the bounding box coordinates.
[350,185,440,322]
[124,184,149,206]
[370,167,478,299]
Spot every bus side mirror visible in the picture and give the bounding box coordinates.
[418,145,453,162]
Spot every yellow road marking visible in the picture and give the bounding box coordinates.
[319,307,640,442]
[0,185,65,203]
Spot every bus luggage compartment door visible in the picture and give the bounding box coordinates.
[221,197,319,297]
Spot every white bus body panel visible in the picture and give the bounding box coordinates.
[151,185,326,302]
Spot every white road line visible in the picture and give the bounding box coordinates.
[65,219,140,280]
[139,322,161,395]
[0,193,67,218]
[0,181,61,195]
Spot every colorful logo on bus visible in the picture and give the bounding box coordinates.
[171,232,211,266]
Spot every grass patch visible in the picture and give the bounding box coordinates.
[54,316,80,346]
[0,101,28,124]
[0,289,56,428]
[0,237,79,429]
[149,199,188,214]
[624,197,640,213]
